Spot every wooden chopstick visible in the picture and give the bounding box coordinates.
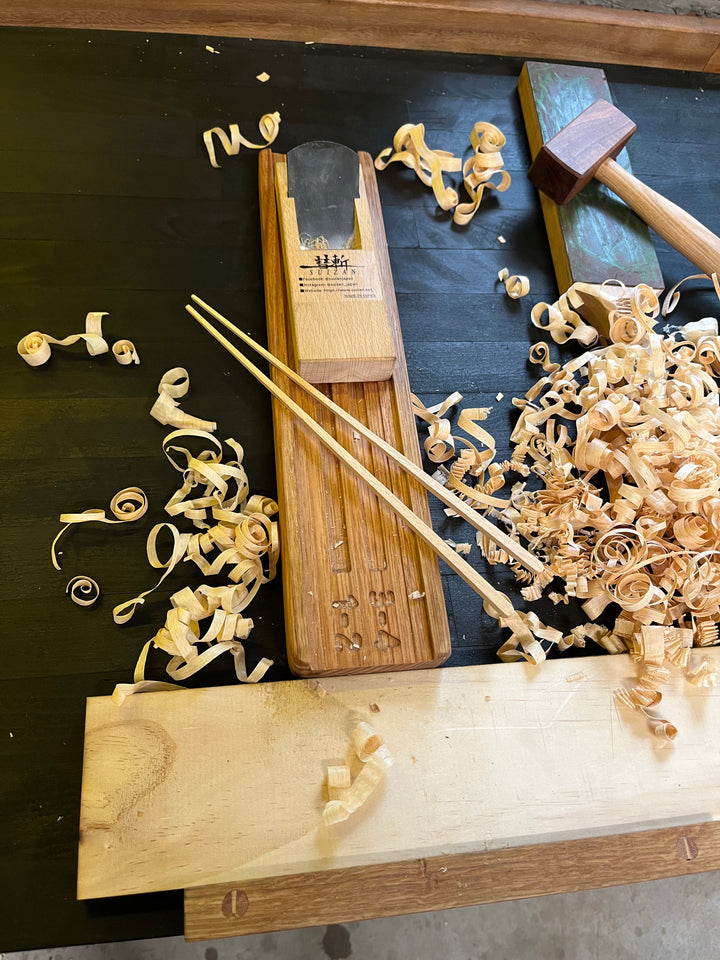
[188,293,542,578]
[187,300,528,619]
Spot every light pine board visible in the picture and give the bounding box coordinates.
[78,650,720,900]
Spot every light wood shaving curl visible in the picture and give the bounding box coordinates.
[375,121,510,224]
[498,268,530,299]
[374,123,461,211]
[18,312,109,365]
[687,657,717,687]
[66,575,100,607]
[203,111,281,168]
[322,721,393,826]
[112,339,140,364]
[150,367,217,433]
[661,272,720,317]
[453,122,512,226]
[51,486,148,571]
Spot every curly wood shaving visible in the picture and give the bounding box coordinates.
[453,122,511,226]
[112,428,279,698]
[203,111,281,168]
[529,342,560,373]
[444,539,471,556]
[326,764,352,800]
[112,522,191,624]
[18,311,109,366]
[411,391,464,462]
[66,575,100,607]
[531,290,599,347]
[112,339,140,364]
[111,640,182,705]
[51,486,148,570]
[687,656,717,687]
[442,278,720,734]
[661,272,720,317]
[694,619,719,645]
[374,123,461,211]
[498,268,529,299]
[150,367,217,433]
[114,436,279,623]
[351,721,384,761]
[647,717,678,742]
[322,722,393,826]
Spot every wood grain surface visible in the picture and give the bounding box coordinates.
[185,819,720,940]
[78,650,720,900]
[261,149,451,675]
[0,1,719,73]
[2,24,720,952]
[274,158,397,383]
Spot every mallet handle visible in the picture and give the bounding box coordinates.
[596,157,720,279]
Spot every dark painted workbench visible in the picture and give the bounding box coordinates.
[1,26,719,951]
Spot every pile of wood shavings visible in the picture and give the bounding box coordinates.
[374,121,511,225]
[112,369,279,703]
[417,280,720,739]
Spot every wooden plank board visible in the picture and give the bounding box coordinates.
[184,820,720,940]
[260,148,451,676]
[1,1,719,73]
[77,650,720,901]
[518,61,664,294]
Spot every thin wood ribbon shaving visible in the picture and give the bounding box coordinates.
[322,722,393,826]
[51,486,148,570]
[661,272,720,317]
[374,122,461,210]
[112,522,191,624]
[498,268,530,299]
[66,576,100,607]
[112,339,140,364]
[150,367,217,433]
[411,391,463,461]
[18,312,109,366]
[453,122,511,226]
[203,111,281,168]
[112,428,279,698]
[529,341,560,373]
[326,764,352,801]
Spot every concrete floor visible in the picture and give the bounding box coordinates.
[6,872,720,960]
[551,0,719,16]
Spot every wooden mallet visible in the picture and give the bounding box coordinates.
[528,99,720,279]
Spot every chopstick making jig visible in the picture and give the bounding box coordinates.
[187,295,542,619]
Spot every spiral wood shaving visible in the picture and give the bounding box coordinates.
[112,369,279,701]
[17,311,139,367]
[375,121,510,225]
[203,111,281,168]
